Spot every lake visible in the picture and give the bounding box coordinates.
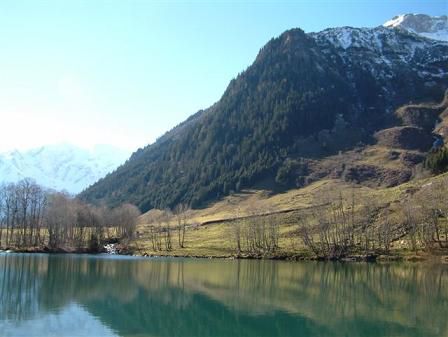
[0,253,446,337]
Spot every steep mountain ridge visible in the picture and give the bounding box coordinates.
[0,144,129,194]
[81,15,448,212]
[383,13,448,41]
[312,25,447,122]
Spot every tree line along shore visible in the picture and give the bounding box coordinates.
[132,174,448,262]
[1,175,448,262]
[0,179,140,253]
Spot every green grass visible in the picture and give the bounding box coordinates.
[134,172,448,259]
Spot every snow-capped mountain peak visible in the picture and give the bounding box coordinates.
[383,13,448,41]
[0,144,130,194]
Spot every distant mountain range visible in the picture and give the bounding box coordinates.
[0,144,129,194]
[78,13,448,211]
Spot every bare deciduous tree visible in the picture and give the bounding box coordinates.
[0,179,140,252]
[113,204,141,240]
[174,203,189,248]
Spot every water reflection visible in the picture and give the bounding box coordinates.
[1,303,118,337]
[0,253,447,337]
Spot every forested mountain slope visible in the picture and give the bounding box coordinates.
[81,15,448,212]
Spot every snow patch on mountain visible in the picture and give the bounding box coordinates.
[309,20,448,115]
[312,25,447,80]
[383,14,407,28]
[314,26,431,55]
[383,14,448,42]
[0,144,130,194]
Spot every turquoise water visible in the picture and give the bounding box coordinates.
[0,253,447,337]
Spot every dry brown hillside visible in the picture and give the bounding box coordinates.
[133,172,448,261]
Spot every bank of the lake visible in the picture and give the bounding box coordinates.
[4,245,448,264]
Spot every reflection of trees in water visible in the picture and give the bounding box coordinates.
[37,255,140,308]
[0,254,46,320]
[132,258,193,309]
[183,261,447,337]
[0,254,447,337]
[0,254,142,321]
[287,263,448,334]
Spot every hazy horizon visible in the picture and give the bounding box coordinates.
[0,0,446,152]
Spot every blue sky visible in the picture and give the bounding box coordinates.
[0,0,446,151]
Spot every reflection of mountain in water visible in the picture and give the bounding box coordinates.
[0,254,447,337]
[0,303,119,337]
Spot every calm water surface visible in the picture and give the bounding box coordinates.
[0,253,447,337]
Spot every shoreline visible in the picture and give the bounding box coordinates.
[136,252,448,263]
[2,247,447,263]
[0,247,103,255]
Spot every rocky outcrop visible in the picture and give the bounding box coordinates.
[384,14,448,41]
[343,164,412,187]
[374,126,434,151]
